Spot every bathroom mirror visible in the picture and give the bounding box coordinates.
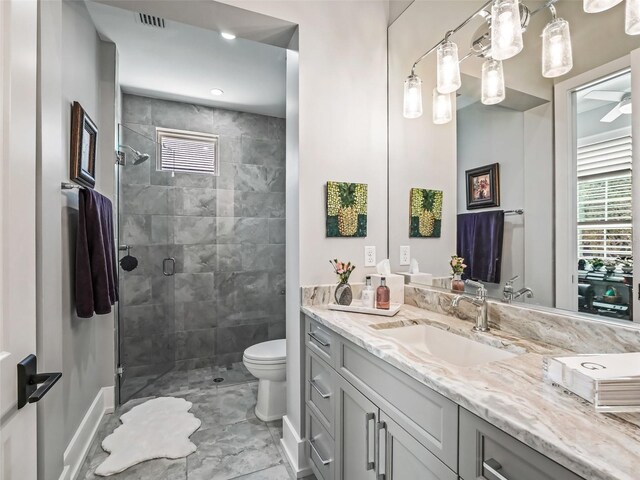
[388,0,640,323]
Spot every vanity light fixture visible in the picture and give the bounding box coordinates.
[626,0,640,34]
[210,88,224,96]
[491,0,524,61]
[542,7,573,78]
[481,58,505,105]
[432,89,452,124]
[436,40,462,94]
[403,0,579,121]
[403,74,424,118]
[221,32,236,40]
[583,0,623,13]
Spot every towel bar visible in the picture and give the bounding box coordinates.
[61,182,83,190]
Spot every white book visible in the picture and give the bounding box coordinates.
[544,353,640,412]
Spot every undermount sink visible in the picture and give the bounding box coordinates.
[376,324,517,367]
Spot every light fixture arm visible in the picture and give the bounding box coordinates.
[410,0,494,75]
[530,0,560,17]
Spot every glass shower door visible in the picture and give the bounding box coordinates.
[116,124,177,404]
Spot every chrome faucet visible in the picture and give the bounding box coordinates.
[452,279,489,332]
[502,275,534,303]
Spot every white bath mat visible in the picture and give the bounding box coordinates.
[95,397,201,476]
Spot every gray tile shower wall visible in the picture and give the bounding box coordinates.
[119,94,286,380]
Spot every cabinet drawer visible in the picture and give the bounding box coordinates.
[306,349,336,436]
[307,408,335,480]
[306,317,336,366]
[459,408,583,480]
[339,340,458,471]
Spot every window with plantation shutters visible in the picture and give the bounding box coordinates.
[156,127,219,175]
[577,135,632,260]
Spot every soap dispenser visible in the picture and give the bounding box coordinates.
[376,277,390,310]
[362,276,375,308]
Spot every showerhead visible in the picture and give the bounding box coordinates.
[120,145,150,165]
[132,152,150,165]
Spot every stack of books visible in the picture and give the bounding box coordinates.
[543,352,640,412]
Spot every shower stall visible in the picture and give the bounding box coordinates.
[115,95,286,404]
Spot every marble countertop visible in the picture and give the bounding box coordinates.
[301,303,640,480]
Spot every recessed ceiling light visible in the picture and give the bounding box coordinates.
[221,32,236,40]
[210,88,224,96]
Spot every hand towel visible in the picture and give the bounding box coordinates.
[456,210,504,284]
[75,188,118,317]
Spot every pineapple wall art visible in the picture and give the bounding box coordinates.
[326,181,368,237]
[410,188,443,238]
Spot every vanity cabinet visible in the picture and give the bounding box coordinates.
[305,316,457,480]
[304,315,584,480]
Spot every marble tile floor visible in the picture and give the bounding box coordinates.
[79,364,316,480]
[120,362,256,403]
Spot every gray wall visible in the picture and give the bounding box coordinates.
[457,102,525,298]
[59,0,117,450]
[120,94,285,382]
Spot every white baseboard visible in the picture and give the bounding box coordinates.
[281,415,311,478]
[63,386,114,480]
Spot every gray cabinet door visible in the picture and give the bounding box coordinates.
[379,411,457,480]
[335,376,379,480]
[459,408,583,480]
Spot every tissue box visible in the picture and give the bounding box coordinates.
[397,272,433,286]
[370,274,404,304]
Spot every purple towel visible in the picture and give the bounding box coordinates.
[75,188,118,318]
[457,211,504,284]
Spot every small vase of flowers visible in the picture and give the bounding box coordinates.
[330,259,356,306]
[450,255,466,292]
[604,259,618,274]
[620,257,633,274]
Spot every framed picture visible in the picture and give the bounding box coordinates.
[409,188,443,238]
[465,163,500,209]
[326,181,368,237]
[70,101,97,188]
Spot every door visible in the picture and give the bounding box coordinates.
[335,376,378,480]
[0,1,39,479]
[378,411,457,480]
[116,124,176,404]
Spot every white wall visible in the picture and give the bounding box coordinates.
[523,103,554,308]
[37,4,116,478]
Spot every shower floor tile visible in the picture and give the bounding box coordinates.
[79,364,315,480]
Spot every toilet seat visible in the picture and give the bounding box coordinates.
[243,339,286,364]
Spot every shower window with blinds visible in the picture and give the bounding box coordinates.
[156,127,219,175]
[577,135,632,260]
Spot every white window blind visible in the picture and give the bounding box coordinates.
[577,135,632,260]
[156,127,219,175]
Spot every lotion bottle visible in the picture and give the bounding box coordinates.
[376,277,390,310]
[361,276,375,308]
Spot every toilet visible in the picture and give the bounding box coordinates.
[243,339,287,422]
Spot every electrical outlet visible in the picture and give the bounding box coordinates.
[400,246,410,266]
[364,246,376,267]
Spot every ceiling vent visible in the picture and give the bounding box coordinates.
[137,13,166,29]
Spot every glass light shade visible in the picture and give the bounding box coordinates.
[432,89,452,124]
[491,0,524,61]
[626,0,640,34]
[436,41,461,94]
[542,18,573,78]
[583,0,622,13]
[481,59,505,105]
[403,74,423,118]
